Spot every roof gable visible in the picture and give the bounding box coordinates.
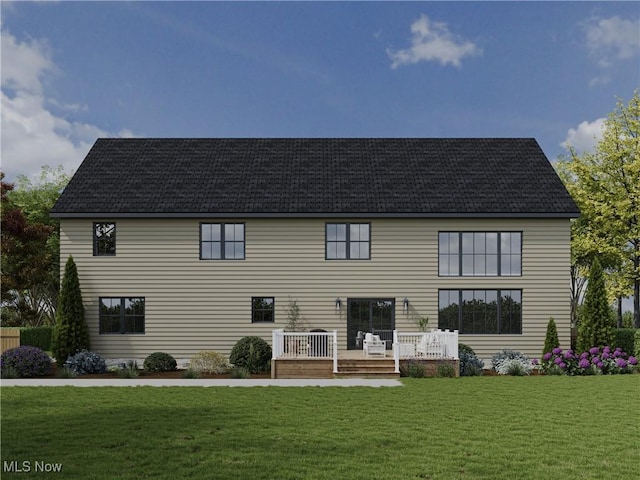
[51,138,579,218]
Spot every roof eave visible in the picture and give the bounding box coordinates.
[50,211,581,219]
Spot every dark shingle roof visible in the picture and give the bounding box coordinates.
[50,138,579,218]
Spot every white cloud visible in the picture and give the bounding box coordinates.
[388,14,481,69]
[1,29,55,94]
[584,16,640,68]
[1,27,136,181]
[561,118,605,153]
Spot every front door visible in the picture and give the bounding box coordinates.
[347,299,395,350]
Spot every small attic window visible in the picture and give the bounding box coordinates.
[94,222,116,256]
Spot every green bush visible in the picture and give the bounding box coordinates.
[400,359,425,378]
[189,351,230,374]
[542,317,560,358]
[459,350,484,376]
[458,343,476,355]
[436,362,456,378]
[182,368,201,379]
[635,330,640,358]
[20,326,53,351]
[621,311,633,329]
[143,352,177,372]
[55,367,78,378]
[229,337,272,374]
[230,366,250,379]
[117,361,139,378]
[614,329,636,356]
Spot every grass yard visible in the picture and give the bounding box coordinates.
[1,376,639,479]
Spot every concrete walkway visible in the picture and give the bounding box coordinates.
[1,378,403,388]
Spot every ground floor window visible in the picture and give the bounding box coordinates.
[99,297,145,334]
[438,289,521,334]
[252,297,274,323]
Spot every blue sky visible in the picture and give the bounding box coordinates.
[1,1,639,181]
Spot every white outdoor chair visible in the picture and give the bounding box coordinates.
[416,333,442,357]
[363,333,386,357]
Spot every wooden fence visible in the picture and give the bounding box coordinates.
[1,328,21,353]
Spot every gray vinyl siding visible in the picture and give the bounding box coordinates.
[59,218,571,361]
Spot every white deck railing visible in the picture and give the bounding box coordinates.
[393,329,459,373]
[272,329,338,373]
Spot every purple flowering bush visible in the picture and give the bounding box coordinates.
[541,346,638,376]
[0,346,52,378]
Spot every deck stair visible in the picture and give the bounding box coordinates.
[336,358,398,378]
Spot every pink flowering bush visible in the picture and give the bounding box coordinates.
[540,346,638,376]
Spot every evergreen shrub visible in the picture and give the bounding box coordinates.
[143,352,177,372]
[52,256,90,364]
[542,318,560,359]
[458,343,476,355]
[229,337,272,374]
[20,326,53,351]
[577,258,615,352]
[614,329,636,358]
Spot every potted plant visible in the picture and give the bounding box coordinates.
[283,298,306,355]
[415,315,430,332]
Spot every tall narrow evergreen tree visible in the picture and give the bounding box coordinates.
[52,255,89,364]
[576,257,615,352]
[542,317,560,357]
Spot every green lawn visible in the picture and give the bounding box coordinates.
[1,376,639,479]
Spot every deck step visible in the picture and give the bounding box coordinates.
[336,358,398,378]
[272,357,401,379]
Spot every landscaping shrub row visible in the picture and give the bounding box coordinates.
[540,346,637,375]
[1,335,273,378]
[20,326,53,351]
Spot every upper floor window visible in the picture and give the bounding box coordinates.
[99,297,145,334]
[438,289,522,335]
[326,223,370,260]
[439,232,521,276]
[252,297,274,323]
[94,222,116,256]
[200,223,245,260]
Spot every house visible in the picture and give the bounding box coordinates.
[50,138,579,363]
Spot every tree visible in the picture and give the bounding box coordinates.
[542,317,560,357]
[577,258,615,352]
[52,256,90,364]
[1,174,55,326]
[557,92,640,328]
[0,166,70,326]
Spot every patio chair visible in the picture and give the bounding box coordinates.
[416,333,442,357]
[363,333,386,357]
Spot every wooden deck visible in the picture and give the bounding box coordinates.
[271,350,459,379]
[272,350,397,379]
